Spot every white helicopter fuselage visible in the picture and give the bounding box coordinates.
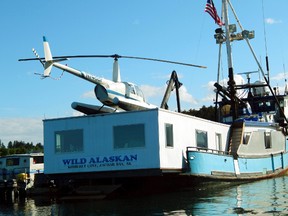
[51,60,156,111]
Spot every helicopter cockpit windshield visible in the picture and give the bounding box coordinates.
[125,82,145,102]
[135,85,145,100]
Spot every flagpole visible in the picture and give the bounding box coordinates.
[215,2,224,122]
[222,0,237,121]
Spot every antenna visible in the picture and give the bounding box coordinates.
[283,63,288,95]
[262,0,270,83]
[238,70,259,97]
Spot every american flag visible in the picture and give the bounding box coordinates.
[205,0,224,26]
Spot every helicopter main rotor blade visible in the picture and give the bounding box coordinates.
[18,55,114,62]
[118,55,207,68]
[19,54,207,68]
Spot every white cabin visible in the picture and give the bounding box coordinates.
[0,153,44,185]
[43,108,230,178]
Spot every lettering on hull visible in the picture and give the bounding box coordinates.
[62,154,137,169]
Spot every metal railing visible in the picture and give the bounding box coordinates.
[186,146,229,155]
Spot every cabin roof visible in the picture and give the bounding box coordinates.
[0,153,43,159]
[43,107,228,127]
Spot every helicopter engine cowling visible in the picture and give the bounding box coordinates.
[94,84,114,106]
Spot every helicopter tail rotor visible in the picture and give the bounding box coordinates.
[32,48,44,66]
[40,36,68,78]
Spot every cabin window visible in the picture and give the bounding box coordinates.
[6,158,20,166]
[265,132,271,149]
[243,132,251,144]
[165,123,174,147]
[33,156,44,164]
[55,129,83,153]
[114,124,145,149]
[215,133,222,152]
[196,130,208,149]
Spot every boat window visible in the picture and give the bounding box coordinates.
[196,130,208,149]
[265,132,271,149]
[243,132,251,144]
[55,129,83,153]
[215,133,222,152]
[165,123,174,148]
[255,100,275,113]
[33,156,44,164]
[114,124,145,149]
[6,158,20,166]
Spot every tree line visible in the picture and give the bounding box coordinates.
[182,105,217,121]
[0,140,43,156]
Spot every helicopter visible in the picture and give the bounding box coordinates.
[19,36,206,114]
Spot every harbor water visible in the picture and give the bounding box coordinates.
[1,176,288,215]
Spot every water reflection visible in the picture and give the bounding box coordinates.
[0,196,55,216]
[1,177,288,215]
[228,177,288,215]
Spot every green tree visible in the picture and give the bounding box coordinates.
[0,143,8,156]
[2,140,44,155]
[182,105,217,121]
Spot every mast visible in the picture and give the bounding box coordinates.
[226,0,288,126]
[223,0,237,121]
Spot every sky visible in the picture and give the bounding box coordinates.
[0,0,288,146]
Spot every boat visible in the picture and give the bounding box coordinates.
[186,119,288,180]
[23,0,288,198]
[186,0,288,180]
[0,153,44,190]
[43,108,232,197]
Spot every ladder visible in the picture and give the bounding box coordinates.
[228,121,245,158]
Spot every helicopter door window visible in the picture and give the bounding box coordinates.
[135,86,144,99]
[126,83,134,95]
[131,86,136,94]
[127,83,137,96]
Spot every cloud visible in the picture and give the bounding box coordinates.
[140,84,165,99]
[270,72,287,81]
[200,75,246,104]
[212,74,244,87]
[82,90,95,99]
[140,83,199,111]
[0,118,43,146]
[72,110,84,117]
[199,80,218,105]
[265,18,282,24]
[178,86,198,105]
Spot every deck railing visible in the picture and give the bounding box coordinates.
[186,146,229,155]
